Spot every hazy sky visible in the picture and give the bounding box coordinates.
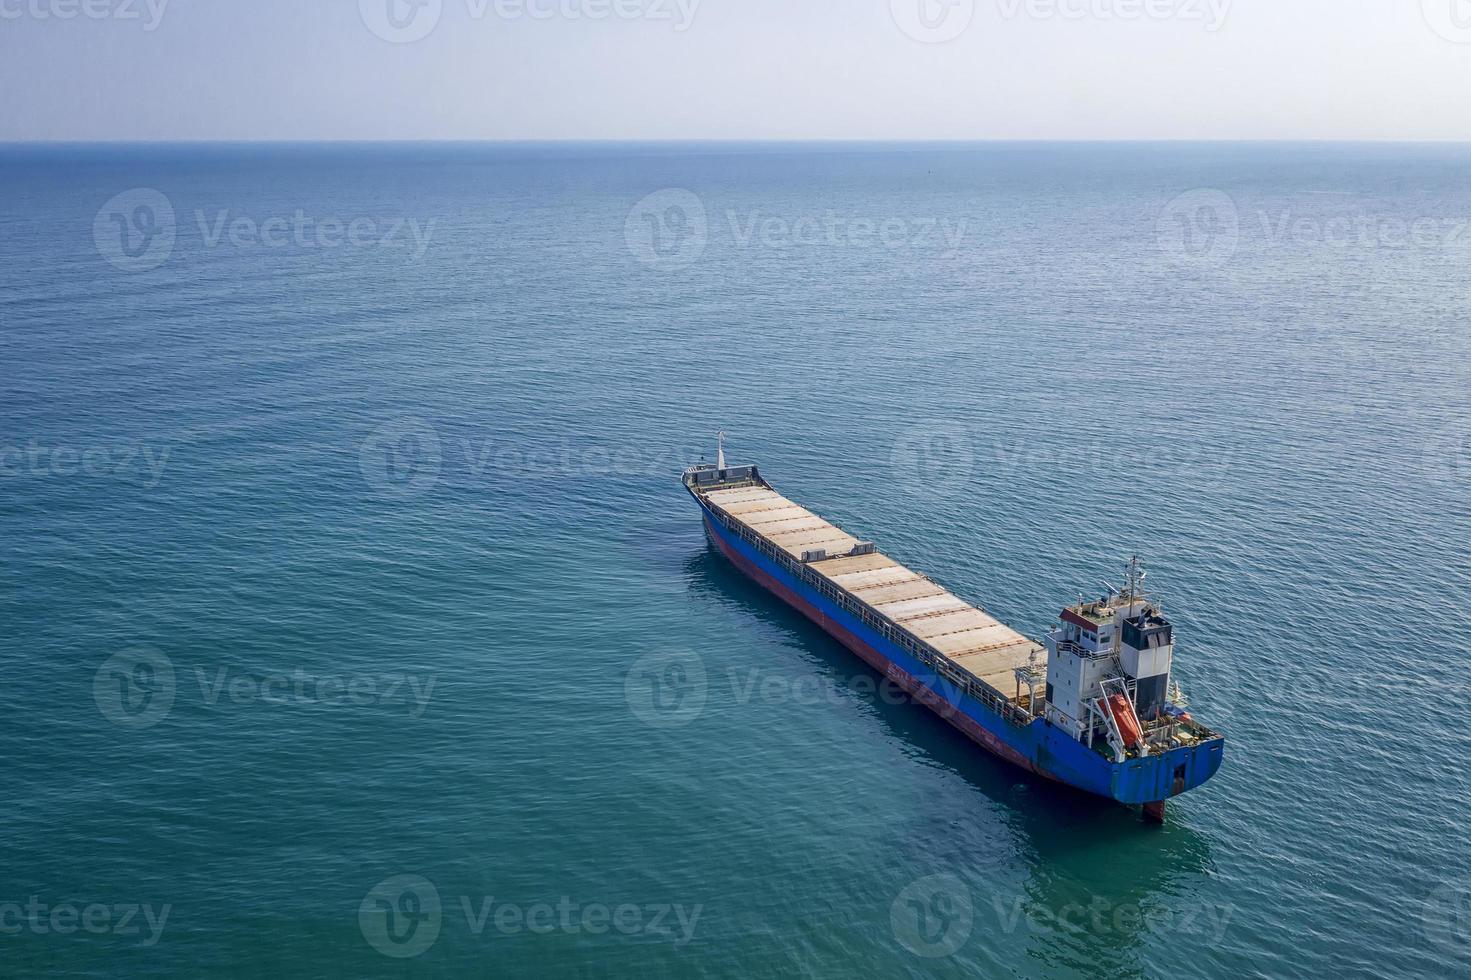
[2,0,1470,140]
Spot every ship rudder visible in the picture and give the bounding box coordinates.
[1142,801,1166,824]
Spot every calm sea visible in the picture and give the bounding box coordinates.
[2,142,1469,978]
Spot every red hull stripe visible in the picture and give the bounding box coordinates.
[704,515,1043,776]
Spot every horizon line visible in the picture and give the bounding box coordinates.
[5,137,1471,146]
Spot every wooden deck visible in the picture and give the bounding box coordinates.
[703,485,1045,695]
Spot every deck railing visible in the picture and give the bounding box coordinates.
[703,493,1033,728]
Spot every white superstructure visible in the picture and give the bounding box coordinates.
[1042,558,1181,762]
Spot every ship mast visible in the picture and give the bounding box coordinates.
[1125,554,1148,605]
[716,430,726,470]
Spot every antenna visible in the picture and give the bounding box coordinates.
[1125,555,1142,600]
[716,430,726,470]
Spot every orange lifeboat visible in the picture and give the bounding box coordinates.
[1106,693,1143,749]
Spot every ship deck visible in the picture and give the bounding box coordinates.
[702,484,1046,696]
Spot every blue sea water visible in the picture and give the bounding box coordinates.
[2,141,1469,978]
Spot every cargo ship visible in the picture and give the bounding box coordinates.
[683,437,1224,822]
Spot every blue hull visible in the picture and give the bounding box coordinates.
[698,497,1225,806]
